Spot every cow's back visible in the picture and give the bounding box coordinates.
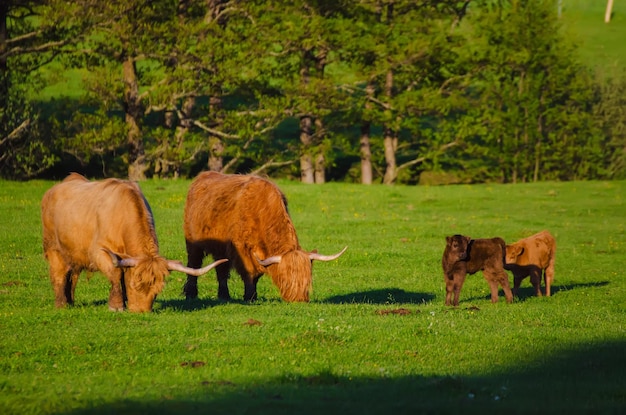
[184,172,294,244]
[513,230,555,268]
[42,173,155,267]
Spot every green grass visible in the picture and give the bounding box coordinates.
[561,0,626,70]
[1,179,625,414]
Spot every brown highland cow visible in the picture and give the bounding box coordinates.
[41,173,226,312]
[183,172,347,302]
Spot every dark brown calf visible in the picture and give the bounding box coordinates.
[442,235,513,306]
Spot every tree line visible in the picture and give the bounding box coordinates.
[2,0,625,184]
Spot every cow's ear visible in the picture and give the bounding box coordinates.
[446,236,452,244]
[515,246,524,256]
[464,236,471,244]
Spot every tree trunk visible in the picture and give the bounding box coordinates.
[360,82,374,185]
[207,95,224,172]
[0,1,8,124]
[360,122,373,185]
[299,115,315,183]
[605,0,614,23]
[382,69,397,185]
[315,152,325,183]
[122,56,146,181]
[208,136,224,172]
[382,127,397,184]
[314,118,325,183]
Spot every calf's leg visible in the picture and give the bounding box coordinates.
[529,268,542,296]
[512,271,526,297]
[545,257,555,297]
[445,272,465,306]
[484,270,513,303]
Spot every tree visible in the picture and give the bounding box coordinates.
[0,0,83,179]
[460,0,604,182]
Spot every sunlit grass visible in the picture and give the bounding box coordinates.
[0,178,625,414]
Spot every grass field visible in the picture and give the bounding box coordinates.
[560,0,626,70]
[0,178,625,414]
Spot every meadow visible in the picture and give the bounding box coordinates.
[0,178,625,414]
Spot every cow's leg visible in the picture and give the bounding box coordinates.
[67,269,80,305]
[216,261,232,301]
[183,243,205,300]
[243,274,260,302]
[107,271,125,311]
[94,250,125,311]
[46,249,72,307]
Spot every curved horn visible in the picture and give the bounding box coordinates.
[167,258,228,276]
[257,255,282,267]
[309,246,348,262]
[102,248,139,268]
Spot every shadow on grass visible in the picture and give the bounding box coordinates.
[323,288,435,305]
[463,280,611,304]
[156,297,250,312]
[61,339,626,415]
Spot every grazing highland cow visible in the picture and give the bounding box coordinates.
[442,235,513,306]
[183,172,347,302]
[41,173,226,312]
[505,230,556,297]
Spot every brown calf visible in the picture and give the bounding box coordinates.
[442,235,513,306]
[505,230,556,297]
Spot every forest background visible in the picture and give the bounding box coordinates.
[1,0,625,185]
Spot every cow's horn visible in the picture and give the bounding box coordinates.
[167,258,229,276]
[102,248,139,268]
[257,255,282,267]
[309,246,348,261]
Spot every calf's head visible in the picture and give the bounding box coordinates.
[445,235,471,262]
[505,244,524,265]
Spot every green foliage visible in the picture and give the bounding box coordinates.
[0,179,625,414]
[2,0,626,182]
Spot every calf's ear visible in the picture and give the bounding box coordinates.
[515,246,524,256]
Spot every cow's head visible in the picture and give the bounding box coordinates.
[103,249,227,312]
[445,235,471,262]
[258,246,348,302]
[505,244,524,265]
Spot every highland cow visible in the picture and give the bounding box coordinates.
[41,173,226,312]
[183,172,347,302]
[442,235,513,306]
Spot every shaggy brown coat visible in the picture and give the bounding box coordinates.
[41,173,224,312]
[442,235,513,306]
[505,230,556,297]
[183,172,346,302]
